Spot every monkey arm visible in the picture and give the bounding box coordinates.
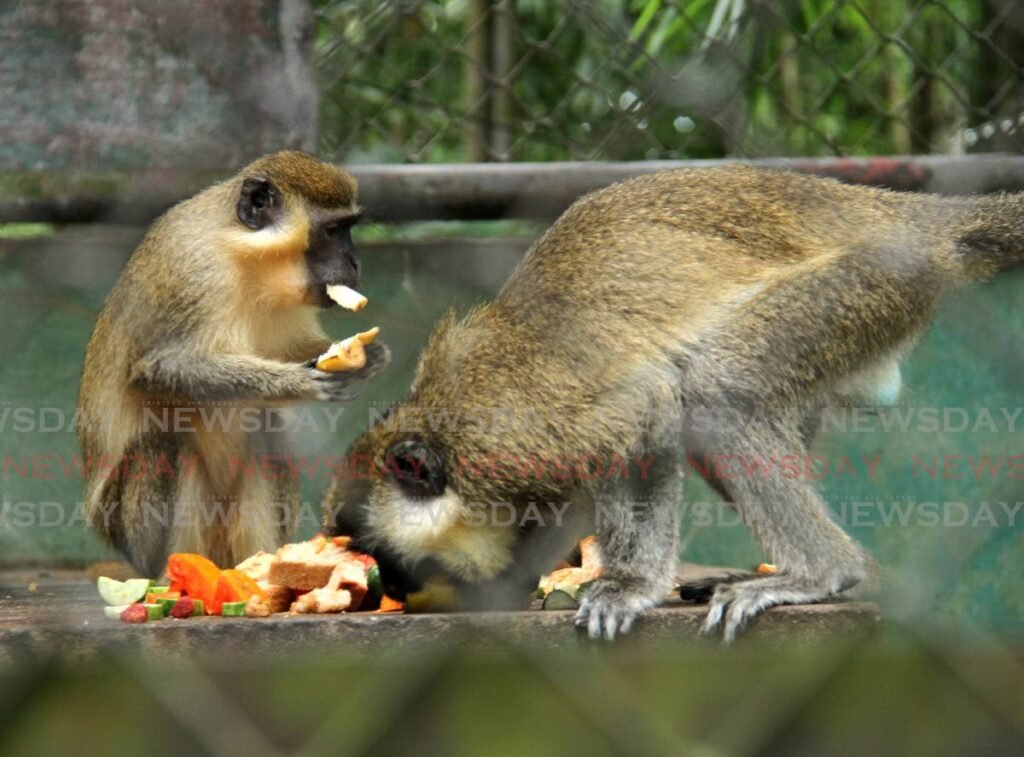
[130,343,390,403]
[282,337,335,364]
[130,349,320,403]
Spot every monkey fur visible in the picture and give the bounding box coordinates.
[78,151,389,577]
[324,165,1024,642]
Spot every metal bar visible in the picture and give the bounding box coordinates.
[2,155,1024,225]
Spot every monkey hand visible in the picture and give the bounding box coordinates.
[306,342,391,401]
[574,575,664,641]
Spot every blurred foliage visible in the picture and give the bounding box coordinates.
[315,0,1024,163]
[3,632,1024,756]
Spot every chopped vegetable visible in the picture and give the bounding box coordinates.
[148,585,171,594]
[104,604,130,620]
[221,601,247,617]
[97,576,151,606]
[143,603,166,620]
[366,564,382,600]
[755,563,778,575]
[378,595,404,613]
[170,597,201,618]
[120,604,148,624]
[166,554,221,609]
[156,597,180,616]
[210,569,268,615]
[542,589,578,610]
[146,591,181,604]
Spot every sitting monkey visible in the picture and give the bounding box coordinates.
[78,151,388,576]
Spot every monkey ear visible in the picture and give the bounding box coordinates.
[385,439,447,500]
[237,176,281,230]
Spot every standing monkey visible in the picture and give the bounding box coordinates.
[78,151,388,576]
[324,166,1024,641]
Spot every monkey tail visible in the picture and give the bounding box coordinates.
[955,192,1024,279]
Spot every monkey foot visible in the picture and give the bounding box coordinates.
[700,574,844,644]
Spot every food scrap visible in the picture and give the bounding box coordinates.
[96,533,386,622]
[96,535,606,622]
[316,327,380,372]
[325,284,368,312]
[536,536,603,610]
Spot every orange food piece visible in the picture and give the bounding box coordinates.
[166,553,221,612]
[145,590,181,604]
[378,595,404,613]
[755,563,778,575]
[211,569,268,615]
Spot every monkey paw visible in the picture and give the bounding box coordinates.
[574,577,661,641]
[700,574,839,644]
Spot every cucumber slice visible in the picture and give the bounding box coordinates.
[143,603,166,620]
[148,585,171,594]
[103,604,130,620]
[97,577,150,606]
[221,601,247,617]
[157,598,179,615]
[366,564,382,600]
[192,599,205,616]
[542,589,578,610]
[575,580,596,601]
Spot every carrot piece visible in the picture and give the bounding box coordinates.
[211,569,268,615]
[378,595,404,613]
[165,554,221,613]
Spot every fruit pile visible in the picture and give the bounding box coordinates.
[96,535,400,623]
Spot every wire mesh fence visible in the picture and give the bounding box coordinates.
[315,0,1024,164]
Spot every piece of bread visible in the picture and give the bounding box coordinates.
[316,327,380,372]
[235,550,275,583]
[538,566,601,599]
[325,285,368,311]
[267,538,369,608]
[257,582,293,613]
[291,587,353,614]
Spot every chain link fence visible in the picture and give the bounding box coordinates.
[314,0,1024,164]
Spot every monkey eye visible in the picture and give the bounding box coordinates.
[386,439,447,500]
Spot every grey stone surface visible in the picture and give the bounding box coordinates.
[0,0,317,171]
[0,569,881,663]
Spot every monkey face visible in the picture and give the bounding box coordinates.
[330,431,522,602]
[231,158,363,309]
[304,209,363,309]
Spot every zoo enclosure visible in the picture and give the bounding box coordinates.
[316,0,1024,164]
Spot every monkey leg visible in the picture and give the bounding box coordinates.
[575,452,680,640]
[685,417,871,643]
[680,256,915,642]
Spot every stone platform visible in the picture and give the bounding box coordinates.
[0,568,881,663]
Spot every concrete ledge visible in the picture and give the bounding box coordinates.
[0,570,880,663]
